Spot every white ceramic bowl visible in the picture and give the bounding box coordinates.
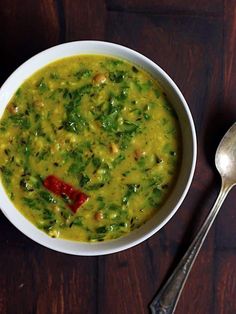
[0,41,197,255]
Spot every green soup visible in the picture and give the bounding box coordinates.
[0,55,181,242]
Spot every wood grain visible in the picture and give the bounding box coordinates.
[0,0,60,84]
[107,0,223,15]
[0,0,236,313]
[215,251,236,314]
[63,0,106,41]
[224,0,236,105]
[0,244,98,314]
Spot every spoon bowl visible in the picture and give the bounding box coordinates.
[216,122,236,184]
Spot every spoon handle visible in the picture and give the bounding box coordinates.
[150,181,232,314]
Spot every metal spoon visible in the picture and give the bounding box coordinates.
[150,122,236,314]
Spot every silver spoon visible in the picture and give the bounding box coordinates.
[150,122,236,314]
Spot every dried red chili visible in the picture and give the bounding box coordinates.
[43,175,88,213]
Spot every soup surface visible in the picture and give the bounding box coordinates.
[0,55,181,242]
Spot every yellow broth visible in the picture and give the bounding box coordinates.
[0,55,181,242]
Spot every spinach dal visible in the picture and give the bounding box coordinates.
[0,55,181,242]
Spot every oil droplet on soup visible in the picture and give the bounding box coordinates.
[0,55,182,242]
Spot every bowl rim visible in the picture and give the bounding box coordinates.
[0,40,197,255]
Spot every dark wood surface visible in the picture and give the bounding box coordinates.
[0,1,236,313]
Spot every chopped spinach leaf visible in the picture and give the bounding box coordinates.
[109,71,126,83]
[9,114,31,129]
[39,191,56,203]
[42,208,55,220]
[37,78,48,93]
[96,226,107,234]
[134,80,152,92]
[64,101,88,133]
[74,69,92,80]
[22,197,40,210]
[122,184,139,205]
[79,173,90,187]
[112,154,125,166]
[86,183,105,190]
[92,156,102,169]
[72,216,84,226]
[100,113,118,132]
[0,166,12,185]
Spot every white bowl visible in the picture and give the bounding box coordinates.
[0,41,197,255]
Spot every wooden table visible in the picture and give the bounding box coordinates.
[0,1,236,313]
